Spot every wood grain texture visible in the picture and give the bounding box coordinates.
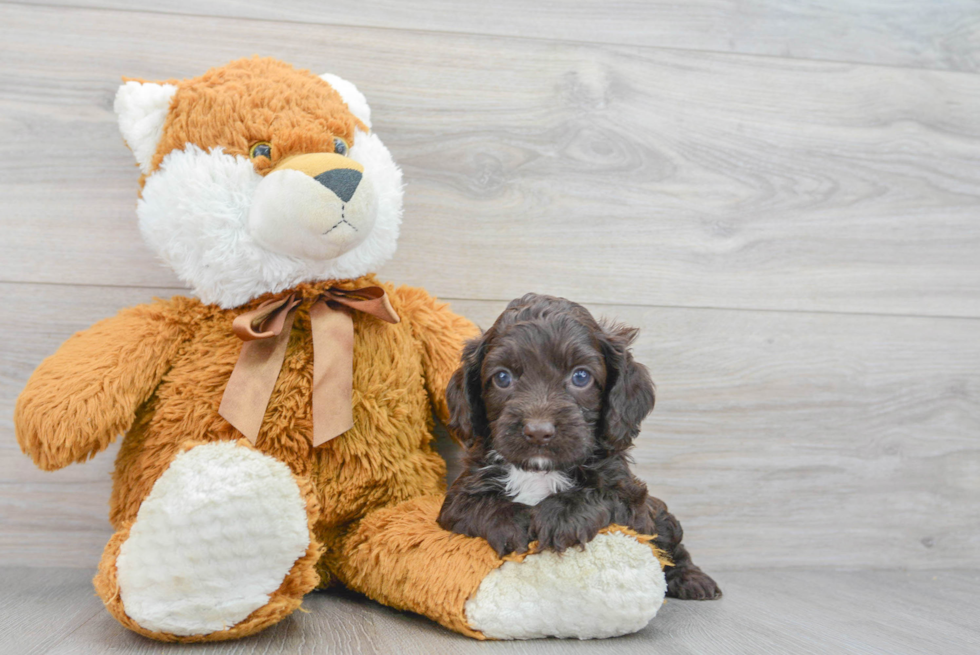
[0,284,186,567]
[3,4,980,317]
[0,567,107,655]
[1,566,978,654]
[4,283,978,570]
[14,0,980,72]
[2,13,979,655]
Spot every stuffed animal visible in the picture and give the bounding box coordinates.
[14,57,667,642]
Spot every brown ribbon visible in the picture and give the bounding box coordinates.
[219,286,400,447]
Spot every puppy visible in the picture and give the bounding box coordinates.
[437,293,721,600]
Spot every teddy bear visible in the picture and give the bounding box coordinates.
[14,57,667,642]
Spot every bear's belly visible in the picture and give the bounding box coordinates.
[109,317,445,530]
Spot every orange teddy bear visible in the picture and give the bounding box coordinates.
[14,58,667,642]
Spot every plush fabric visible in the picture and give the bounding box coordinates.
[114,81,177,174]
[15,57,668,643]
[467,529,669,640]
[144,58,364,182]
[114,440,312,636]
[330,495,504,639]
[93,440,325,643]
[137,132,403,308]
[19,276,481,640]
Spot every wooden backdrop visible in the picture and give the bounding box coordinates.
[2,1,978,574]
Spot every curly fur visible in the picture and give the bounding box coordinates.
[438,293,722,600]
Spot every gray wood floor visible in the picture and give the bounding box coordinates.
[2,1,979,652]
[2,567,978,655]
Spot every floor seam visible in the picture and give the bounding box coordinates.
[1,278,978,322]
[2,0,978,78]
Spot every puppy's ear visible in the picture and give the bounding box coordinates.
[446,333,490,448]
[599,321,655,451]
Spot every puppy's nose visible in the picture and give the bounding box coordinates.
[522,420,555,445]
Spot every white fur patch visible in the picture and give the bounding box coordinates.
[320,73,371,129]
[115,441,310,636]
[502,465,574,506]
[248,167,377,260]
[137,125,402,308]
[114,81,177,174]
[466,531,667,639]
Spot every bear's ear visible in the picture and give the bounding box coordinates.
[319,73,372,130]
[114,80,177,174]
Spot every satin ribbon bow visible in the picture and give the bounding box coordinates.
[218,286,400,447]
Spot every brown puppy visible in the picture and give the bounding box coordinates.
[438,293,721,600]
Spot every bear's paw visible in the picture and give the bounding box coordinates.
[114,441,312,636]
[465,531,667,640]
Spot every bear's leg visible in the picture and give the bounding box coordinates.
[329,495,668,640]
[94,440,322,642]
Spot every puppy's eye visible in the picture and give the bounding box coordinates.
[249,142,272,160]
[492,370,513,389]
[571,368,592,388]
[333,137,349,156]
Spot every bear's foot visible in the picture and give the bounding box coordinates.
[94,440,321,641]
[465,530,667,640]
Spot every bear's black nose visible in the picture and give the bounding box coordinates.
[314,168,362,203]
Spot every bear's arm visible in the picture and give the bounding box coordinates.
[14,299,193,471]
[395,286,480,427]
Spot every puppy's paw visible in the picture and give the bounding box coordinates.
[667,566,722,600]
[484,518,532,557]
[529,511,602,553]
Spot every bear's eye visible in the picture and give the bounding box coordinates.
[333,137,349,156]
[249,142,272,160]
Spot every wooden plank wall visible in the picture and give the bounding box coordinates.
[1,1,978,570]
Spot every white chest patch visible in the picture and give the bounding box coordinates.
[502,465,574,506]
